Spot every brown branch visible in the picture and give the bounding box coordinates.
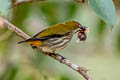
[0,17,92,80]
[74,0,85,3]
[12,0,17,5]
[1,17,30,39]
[11,0,45,8]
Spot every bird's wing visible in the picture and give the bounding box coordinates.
[34,24,72,39]
[33,29,46,38]
[18,34,64,44]
[33,31,71,41]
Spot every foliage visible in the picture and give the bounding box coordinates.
[88,0,117,29]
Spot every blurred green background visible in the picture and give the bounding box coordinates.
[0,0,120,80]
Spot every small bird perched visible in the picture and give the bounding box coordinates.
[18,21,88,53]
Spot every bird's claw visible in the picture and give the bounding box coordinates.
[79,67,90,73]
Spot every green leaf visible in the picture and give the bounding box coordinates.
[88,0,117,28]
[0,0,11,13]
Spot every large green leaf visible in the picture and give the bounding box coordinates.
[88,0,117,28]
[0,0,11,13]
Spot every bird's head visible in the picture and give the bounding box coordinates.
[65,21,88,34]
[69,21,89,42]
[78,26,89,34]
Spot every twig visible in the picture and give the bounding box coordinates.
[12,0,16,5]
[11,0,45,8]
[74,0,85,3]
[0,17,30,39]
[0,17,92,80]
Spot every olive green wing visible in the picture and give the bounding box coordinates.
[33,21,80,39]
[33,23,72,38]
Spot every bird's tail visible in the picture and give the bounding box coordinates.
[17,40,26,44]
[17,39,31,44]
[17,38,40,44]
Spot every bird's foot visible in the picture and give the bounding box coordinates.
[78,67,89,73]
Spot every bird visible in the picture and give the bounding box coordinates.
[18,21,88,54]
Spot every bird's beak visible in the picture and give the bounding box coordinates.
[79,26,89,34]
[84,27,89,34]
[75,25,89,34]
